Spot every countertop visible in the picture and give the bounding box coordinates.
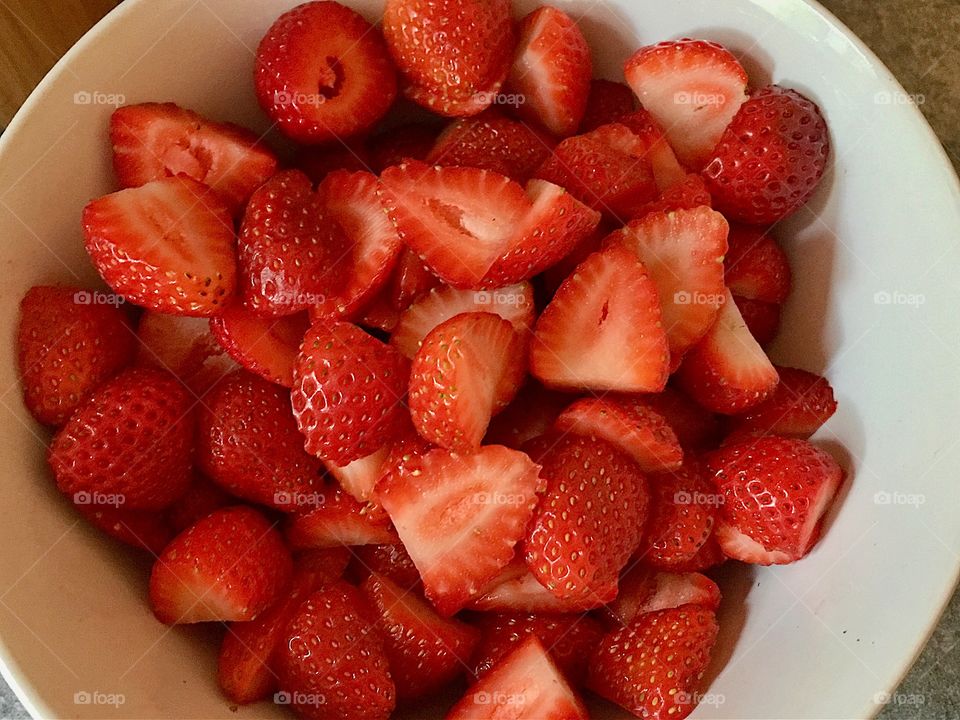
[0,0,957,719]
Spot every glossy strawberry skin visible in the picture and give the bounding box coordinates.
[726,366,838,441]
[724,224,792,303]
[209,307,309,388]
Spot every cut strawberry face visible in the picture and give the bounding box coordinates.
[378,446,543,616]
[323,444,389,504]
[606,567,722,627]
[286,487,397,549]
[82,176,236,317]
[618,109,689,192]
[137,312,236,394]
[531,245,669,393]
[624,38,749,170]
[580,79,637,132]
[468,559,612,613]
[209,307,308,388]
[724,223,792,303]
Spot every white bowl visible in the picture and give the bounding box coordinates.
[0,0,958,718]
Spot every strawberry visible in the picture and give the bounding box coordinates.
[286,487,397,549]
[735,296,781,346]
[48,367,194,510]
[447,636,588,719]
[362,573,479,700]
[505,6,592,137]
[82,176,236,316]
[296,139,372,184]
[524,435,650,604]
[359,292,401,333]
[617,109,689,192]
[703,85,830,225]
[391,282,535,359]
[295,547,354,587]
[351,543,423,591]
[291,321,409,465]
[369,123,440,172]
[484,382,570,449]
[580,79,636,132]
[705,437,844,564]
[634,173,712,217]
[468,559,610,613]
[724,224,792,303]
[323,445,389,503]
[609,206,729,364]
[255,1,397,143]
[588,605,719,720]
[197,370,325,511]
[17,286,136,426]
[209,306,309,388]
[378,445,543,615]
[726,366,838,441]
[237,169,349,317]
[624,38,749,170]
[166,474,233,533]
[538,224,606,298]
[110,102,277,214]
[137,312,236,394]
[470,612,604,686]
[665,534,726,574]
[676,291,780,414]
[383,0,514,117]
[634,387,721,452]
[530,245,669,393]
[276,582,395,720]
[75,502,173,555]
[388,248,443,313]
[606,567,721,626]
[149,506,292,624]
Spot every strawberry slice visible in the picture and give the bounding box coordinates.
[588,605,719,720]
[724,223,792,303]
[82,176,236,317]
[362,573,479,700]
[378,445,543,616]
[389,247,443,312]
[137,312,237,394]
[447,636,589,719]
[553,396,683,472]
[351,543,423,591]
[633,387,721,452]
[676,291,780,414]
[617,109,689,192]
[506,6,592,137]
[286,487,397,549]
[609,206,729,364]
[370,122,440,172]
[735,296,781,346]
[580,79,636,132]
[530,245,669,393]
[468,559,612,613]
[634,173,712,217]
[484,382,570,449]
[149,506,292,624]
[323,445,389,503]
[110,102,277,214]
[726,366,838,441]
[606,567,722,626]
[210,307,308,388]
[705,437,844,564]
[624,38,749,170]
[75,503,173,555]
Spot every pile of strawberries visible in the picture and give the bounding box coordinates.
[16,0,845,718]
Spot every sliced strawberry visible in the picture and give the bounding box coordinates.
[553,396,683,472]
[166,475,233,533]
[726,366,838,441]
[634,387,721,452]
[323,444,389,503]
[468,559,611,613]
[735,296,781,346]
[370,123,440,172]
[705,437,844,564]
[362,573,479,700]
[149,506,292,624]
[296,139,372,184]
[351,543,423,591]
[530,245,669,393]
[286,487,397,549]
[110,102,277,214]
[209,306,308,388]
[634,173,712,217]
[617,109,689,192]
[484,382,570,449]
[724,224,792,303]
[538,224,606,298]
[375,425,436,493]
[677,291,779,414]
[378,445,543,615]
[609,206,729,364]
[295,547,353,587]
[624,38,749,170]
[580,79,636,132]
[389,247,443,312]
[82,176,236,316]
[75,502,173,555]
[606,567,722,626]
[447,636,588,719]
[505,6,591,137]
[588,605,719,720]
[664,534,726,574]
[137,312,236,394]
[359,291,401,333]
[17,285,136,426]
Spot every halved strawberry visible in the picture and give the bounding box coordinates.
[255,1,397,143]
[553,396,683,472]
[75,503,173,555]
[362,573,479,700]
[705,437,844,564]
[580,79,636,132]
[82,176,236,316]
[735,296,781,346]
[634,387,721,452]
[447,636,589,719]
[530,245,669,393]
[378,446,543,615]
[137,312,236,394]
[676,291,780,414]
[209,306,308,388]
[609,206,729,364]
[724,223,792,303]
[634,173,712,217]
[323,445,389,503]
[351,543,423,591]
[166,474,233,533]
[370,123,440,172]
[286,487,397,549]
[624,38,749,170]
[606,567,722,627]
[505,6,592,137]
[617,108,689,191]
[149,506,292,624]
[110,102,277,214]
[388,247,443,312]
[726,366,838,441]
[484,382,570,449]
[468,559,611,613]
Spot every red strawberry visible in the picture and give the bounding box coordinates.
[470,613,604,686]
[580,79,636,132]
[291,322,409,464]
[198,370,325,511]
[369,123,440,172]
[378,445,543,615]
[676,291,780,414]
[524,435,650,603]
[726,366,838,441]
[484,382,570,449]
[505,6,592,137]
[588,605,719,720]
[166,474,233,533]
[362,573,479,700]
[703,85,830,225]
[48,367,194,510]
[110,102,278,214]
[255,1,397,143]
[75,502,173,555]
[724,224,792,303]
[468,559,610,613]
[735,296,781,346]
[617,109,689,192]
[286,488,397,549]
[624,38,749,170]
[351,543,423,591]
[705,437,844,564]
[296,139,372,184]
[634,387,721,452]
[530,245,669,393]
[375,425,435,492]
[383,0,514,117]
[388,248,443,312]
[538,224,606,298]
[447,636,588,719]
[609,206,729,364]
[607,567,721,626]
[210,306,308,388]
[82,177,236,316]
[137,312,236,394]
[149,506,292,624]
[17,286,136,426]
[634,173,712,217]
[276,582,395,720]
[359,292,401,333]
[665,534,726,574]
[323,445,389,503]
